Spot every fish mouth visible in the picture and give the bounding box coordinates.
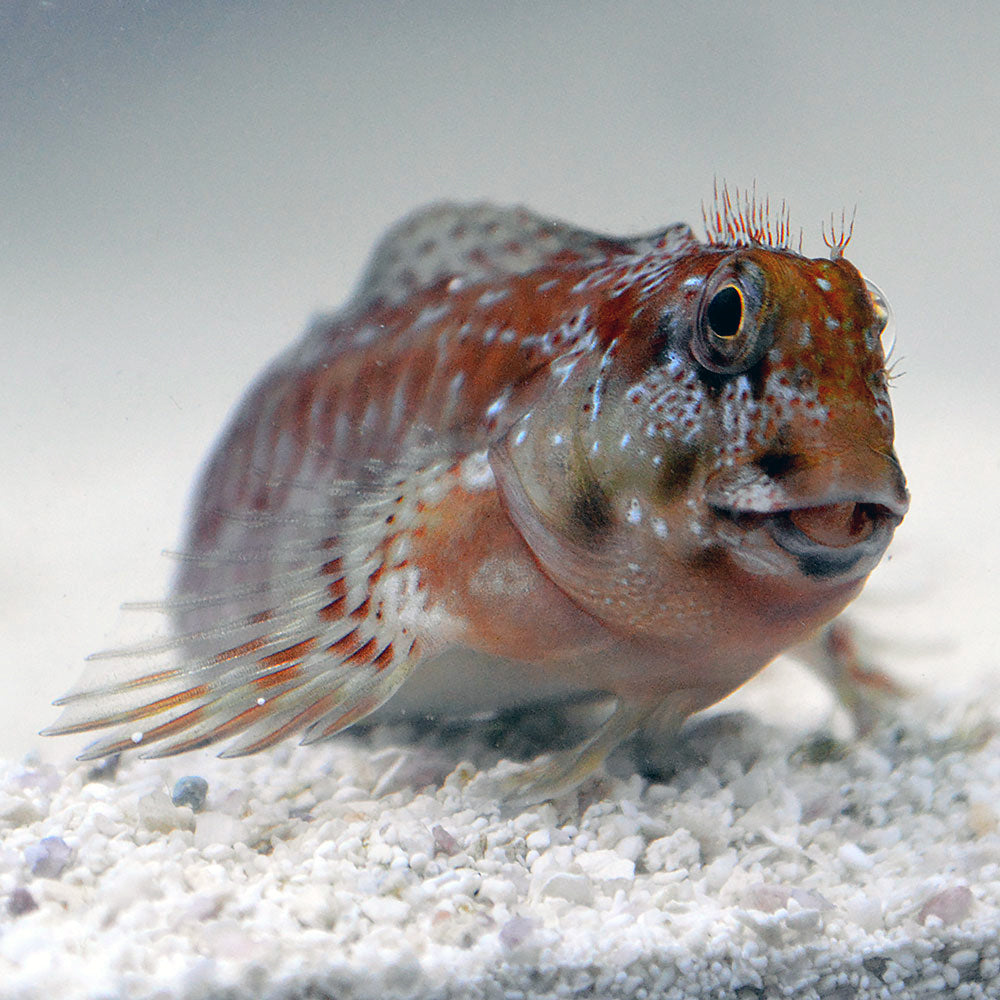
[708,486,909,579]
[765,501,902,577]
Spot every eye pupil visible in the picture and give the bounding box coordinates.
[706,285,744,339]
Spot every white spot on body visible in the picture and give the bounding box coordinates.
[477,288,510,307]
[619,432,631,450]
[815,277,832,292]
[652,517,669,538]
[413,461,453,507]
[131,731,144,745]
[386,533,411,564]
[413,304,451,330]
[763,369,825,418]
[445,371,465,416]
[352,324,381,346]
[588,338,619,421]
[387,376,409,436]
[551,355,580,386]
[361,401,379,435]
[375,564,463,642]
[469,555,537,597]
[484,388,510,421]
[523,307,593,359]
[459,450,495,492]
[719,374,760,454]
[627,497,642,524]
[825,316,840,330]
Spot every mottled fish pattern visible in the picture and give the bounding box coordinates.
[48,189,908,799]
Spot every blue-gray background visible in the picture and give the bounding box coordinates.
[3,2,997,757]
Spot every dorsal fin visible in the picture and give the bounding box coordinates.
[352,202,698,309]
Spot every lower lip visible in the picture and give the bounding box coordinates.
[766,504,899,578]
[709,501,901,579]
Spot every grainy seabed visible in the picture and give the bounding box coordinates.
[2,686,999,1000]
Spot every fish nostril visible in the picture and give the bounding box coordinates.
[756,451,801,479]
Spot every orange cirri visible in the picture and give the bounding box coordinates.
[47,188,908,802]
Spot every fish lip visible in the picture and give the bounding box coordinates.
[709,493,908,578]
[764,504,901,576]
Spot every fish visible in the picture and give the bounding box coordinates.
[46,187,909,802]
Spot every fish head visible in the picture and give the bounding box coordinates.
[686,247,908,581]
[491,241,908,642]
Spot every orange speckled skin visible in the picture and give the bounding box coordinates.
[50,199,907,767]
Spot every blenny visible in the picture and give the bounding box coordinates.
[47,188,908,800]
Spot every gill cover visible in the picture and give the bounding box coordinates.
[489,344,667,631]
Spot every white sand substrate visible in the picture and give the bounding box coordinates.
[2,689,999,1000]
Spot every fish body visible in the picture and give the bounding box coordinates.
[49,195,908,791]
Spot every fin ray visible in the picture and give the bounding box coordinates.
[49,455,449,762]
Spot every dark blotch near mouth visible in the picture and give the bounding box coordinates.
[569,475,613,545]
[755,451,801,480]
[783,535,866,579]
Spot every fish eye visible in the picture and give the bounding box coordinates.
[865,278,896,359]
[865,280,890,332]
[692,262,771,375]
[705,285,744,339]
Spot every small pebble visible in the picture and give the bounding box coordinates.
[25,836,73,878]
[172,776,210,812]
[194,811,244,849]
[794,733,847,765]
[949,948,980,971]
[837,842,873,871]
[499,915,535,949]
[7,887,38,916]
[139,791,194,833]
[432,824,459,855]
[574,849,634,882]
[746,882,790,914]
[918,885,973,925]
[967,802,998,836]
[539,872,593,904]
[85,754,121,783]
